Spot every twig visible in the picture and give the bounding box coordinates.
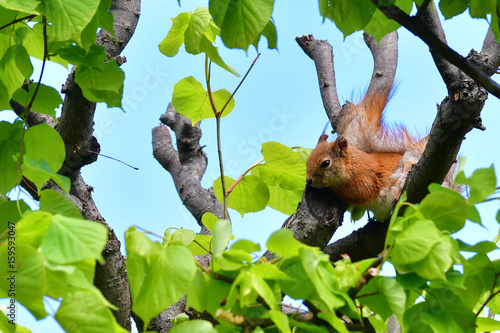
[78,147,139,170]
[372,0,500,99]
[205,56,229,219]
[26,16,48,114]
[476,273,500,317]
[227,158,264,194]
[205,56,219,115]
[0,14,36,31]
[219,53,261,116]
[215,114,229,219]
[348,252,386,298]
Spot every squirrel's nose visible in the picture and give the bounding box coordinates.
[305,175,312,185]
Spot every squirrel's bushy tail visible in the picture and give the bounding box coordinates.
[339,84,421,154]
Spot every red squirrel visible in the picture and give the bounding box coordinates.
[305,85,458,220]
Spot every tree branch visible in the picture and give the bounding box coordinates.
[364,31,398,97]
[296,34,342,132]
[401,4,500,204]
[374,0,500,99]
[264,186,345,260]
[45,0,141,328]
[152,103,224,228]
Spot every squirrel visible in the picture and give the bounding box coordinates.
[305,84,458,221]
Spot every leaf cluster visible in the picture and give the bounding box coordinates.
[319,0,500,43]
[125,162,500,332]
[0,190,126,333]
[0,0,124,110]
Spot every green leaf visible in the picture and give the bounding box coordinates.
[199,35,239,76]
[365,0,412,41]
[269,309,291,333]
[0,44,33,100]
[22,123,66,190]
[401,237,454,281]
[256,141,306,191]
[418,190,467,233]
[132,244,197,329]
[0,311,15,333]
[159,12,191,57]
[44,0,100,44]
[0,198,31,233]
[212,219,232,257]
[172,76,235,125]
[316,312,349,333]
[439,0,469,19]
[391,219,442,265]
[186,234,212,255]
[299,248,345,311]
[469,0,495,18]
[16,211,52,248]
[0,121,23,195]
[74,45,124,108]
[80,0,116,50]
[12,83,63,119]
[39,189,83,219]
[209,0,275,50]
[22,156,71,193]
[266,184,302,215]
[213,175,270,217]
[254,19,277,49]
[186,269,209,311]
[40,214,108,265]
[0,243,47,319]
[170,320,217,333]
[266,228,307,257]
[55,290,125,333]
[201,212,219,234]
[185,7,211,54]
[461,240,498,253]
[476,318,500,332]
[0,0,40,13]
[358,277,406,322]
[455,164,497,204]
[419,289,475,333]
[171,228,196,246]
[230,239,260,254]
[243,271,277,309]
[125,227,161,301]
[320,0,376,38]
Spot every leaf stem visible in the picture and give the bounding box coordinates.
[0,14,36,31]
[205,55,219,115]
[477,273,500,317]
[227,157,264,194]
[216,114,229,219]
[205,55,229,219]
[26,16,48,113]
[220,53,261,116]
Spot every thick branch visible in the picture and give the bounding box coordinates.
[401,4,500,204]
[324,219,389,262]
[416,1,461,90]
[364,31,398,97]
[296,35,342,131]
[264,186,345,260]
[153,103,224,227]
[56,0,140,328]
[374,1,500,99]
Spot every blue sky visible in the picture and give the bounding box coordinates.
[2,1,500,332]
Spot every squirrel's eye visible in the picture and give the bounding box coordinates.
[321,160,330,168]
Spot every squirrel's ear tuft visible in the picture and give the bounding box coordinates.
[337,135,348,150]
[317,134,329,145]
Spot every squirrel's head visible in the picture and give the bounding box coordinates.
[306,134,350,187]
